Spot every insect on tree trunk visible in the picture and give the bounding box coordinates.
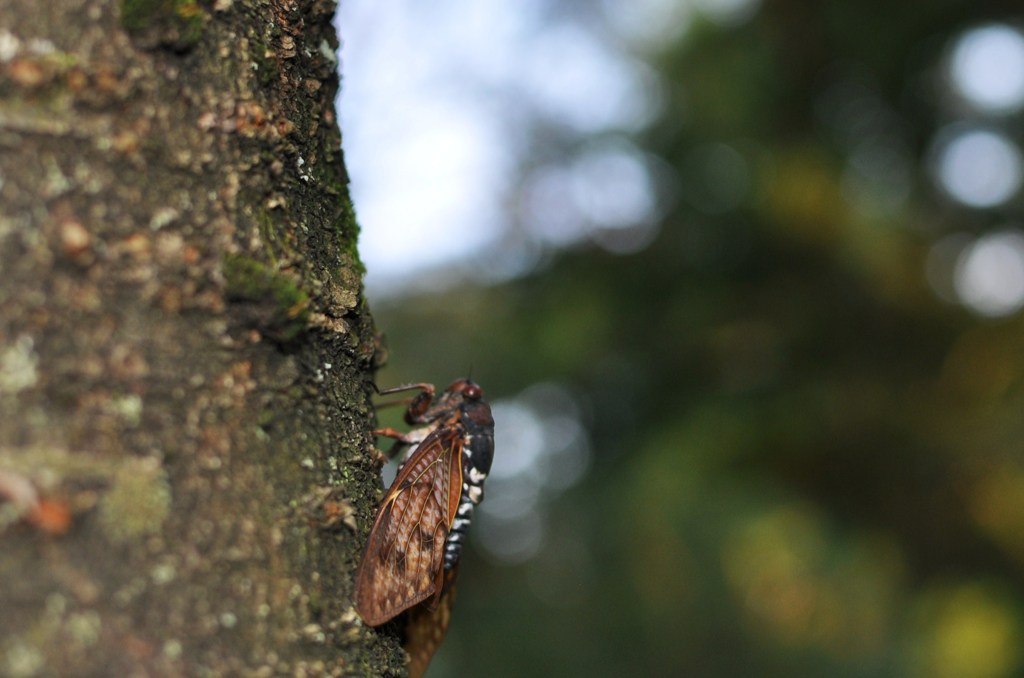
[0,1,405,674]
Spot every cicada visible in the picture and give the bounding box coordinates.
[355,379,494,673]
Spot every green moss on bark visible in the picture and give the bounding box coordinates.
[120,0,204,50]
[223,254,311,341]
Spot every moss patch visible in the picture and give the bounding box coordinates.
[120,0,204,51]
[223,254,310,342]
[337,195,365,275]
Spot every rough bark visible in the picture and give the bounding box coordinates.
[0,1,402,675]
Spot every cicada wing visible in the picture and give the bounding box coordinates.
[355,427,464,626]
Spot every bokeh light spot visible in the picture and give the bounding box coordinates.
[932,128,1023,208]
[910,584,1023,678]
[722,505,828,645]
[950,25,1024,114]
[476,506,546,565]
[522,24,659,133]
[954,230,1024,317]
[571,140,661,253]
[521,166,589,248]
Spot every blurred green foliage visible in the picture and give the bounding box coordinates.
[370,2,1024,676]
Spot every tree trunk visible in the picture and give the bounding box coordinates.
[0,1,402,675]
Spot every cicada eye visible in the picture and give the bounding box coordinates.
[463,383,482,400]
